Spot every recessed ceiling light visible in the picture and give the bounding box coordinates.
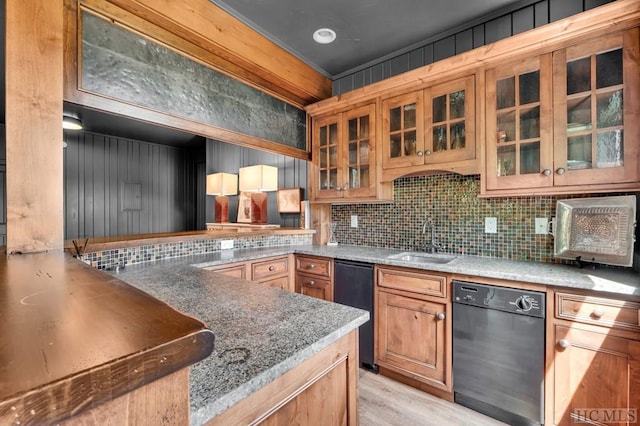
[313,28,336,44]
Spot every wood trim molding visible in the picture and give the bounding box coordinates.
[305,0,640,116]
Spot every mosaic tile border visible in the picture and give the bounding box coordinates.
[80,234,313,269]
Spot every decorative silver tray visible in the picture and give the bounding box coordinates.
[553,195,637,267]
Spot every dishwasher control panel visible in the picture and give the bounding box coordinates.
[453,280,545,318]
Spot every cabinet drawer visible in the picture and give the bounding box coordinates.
[295,256,332,278]
[204,263,247,279]
[258,275,289,290]
[251,256,289,280]
[296,273,332,301]
[377,267,447,298]
[556,292,640,332]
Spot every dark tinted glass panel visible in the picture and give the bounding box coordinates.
[348,118,357,141]
[520,142,540,174]
[433,95,446,122]
[497,77,515,109]
[596,48,623,89]
[390,107,401,131]
[433,125,447,151]
[567,96,591,128]
[404,104,417,128]
[320,126,327,147]
[497,111,515,142]
[567,135,593,168]
[360,116,369,138]
[497,146,516,176]
[329,123,338,144]
[520,106,540,140]
[450,90,465,119]
[390,134,401,157]
[519,71,540,105]
[567,57,591,95]
[404,131,417,155]
[349,142,357,164]
[451,122,466,149]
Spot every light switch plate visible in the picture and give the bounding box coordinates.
[535,218,548,235]
[351,215,358,228]
[220,239,234,250]
[485,217,497,233]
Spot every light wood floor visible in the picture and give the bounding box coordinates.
[359,370,507,426]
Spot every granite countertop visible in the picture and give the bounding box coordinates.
[108,256,369,425]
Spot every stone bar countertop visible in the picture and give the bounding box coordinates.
[108,255,369,425]
[0,251,215,425]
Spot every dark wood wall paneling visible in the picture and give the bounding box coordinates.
[63,131,204,240]
[332,0,614,95]
[206,140,308,228]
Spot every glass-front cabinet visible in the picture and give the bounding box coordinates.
[312,103,383,201]
[485,55,553,191]
[382,76,476,173]
[552,30,639,187]
[484,28,639,195]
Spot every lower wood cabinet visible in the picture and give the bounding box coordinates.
[295,255,333,301]
[375,266,451,397]
[203,255,293,291]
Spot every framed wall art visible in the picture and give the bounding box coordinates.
[277,188,301,213]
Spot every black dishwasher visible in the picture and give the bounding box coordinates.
[334,259,377,372]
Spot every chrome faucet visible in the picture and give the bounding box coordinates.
[421,221,442,253]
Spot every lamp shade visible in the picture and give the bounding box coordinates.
[206,173,238,196]
[239,165,278,192]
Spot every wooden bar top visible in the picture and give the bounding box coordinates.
[0,251,215,425]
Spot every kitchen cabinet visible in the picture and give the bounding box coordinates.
[309,103,392,203]
[381,75,477,180]
[551,290,640,425]
[375,266,451,396]
[295,254,334,301]
[204,255,293,291]
[484,28,640,196]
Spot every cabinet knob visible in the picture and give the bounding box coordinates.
[558,339,571,349]
[307,280,315,286]
[308,264,315,269]
[591,308,605,319]
[542,169,552,176]
[556,167,566,175]
[416,151,424,157]
[268,265,275,271]
[437,312,446,320]
[425,150,432,156]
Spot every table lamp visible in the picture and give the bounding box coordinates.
[239,165,278,224]
[207,173,238,223]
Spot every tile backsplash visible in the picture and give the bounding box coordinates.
[332,173,639,264]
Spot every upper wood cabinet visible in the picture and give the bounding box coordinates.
[381,75,477,180]
[483,28,640,196]
[310,103,393,203]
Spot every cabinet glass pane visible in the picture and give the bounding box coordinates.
[360,140,370,164]
[519,71,540,105]
[319,126,327,147]
[320,148,327,168]
[404,130,417,156]
[403,104,417,128]
[567,57,590,95]
[497,146,516,176]
[596,48,623,89]
[433,95,446,122]
[520,142,540,174]
[567,135,592,169]
[360,116,369,138]
[497,111,515,142]
[597,130,623,168]
[349,142,357,164]
[361,166,370,188]
[450,122,466,150]
[329,146,338,167]
[497,76,515,109]
[348,118,357,141]
[520,106,540,140]
[329,123,338,144]
[567,96,592,129]
[450,90,465,120]
[433,126,447,152]
[329,169,338,189]
[597,90,623,128]
[390,134,402,158]
[349,167,359,188]
[390,106,401,131]
[320,170,327,189]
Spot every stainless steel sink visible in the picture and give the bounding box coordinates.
[387,251,458,264]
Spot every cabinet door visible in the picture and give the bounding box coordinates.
[342,104,377,198]
[554,325,640,425]
[382,91,424,169]
[553,29,640,187]
[312,113,343,200]
[376,291,448,389]
[486,54,553,191]
[424,75,476,164]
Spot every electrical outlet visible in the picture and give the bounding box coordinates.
[535,218,548,235]
[220,239,234,250]
[485,217,497,233]
[351,215,358,228]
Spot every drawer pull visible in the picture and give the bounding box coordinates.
[268,265,275,271]
[307,280,315,286]
[437,312,446,320]
[591,308,605,319]
[558,339,571,349]
[307,264,316,269]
